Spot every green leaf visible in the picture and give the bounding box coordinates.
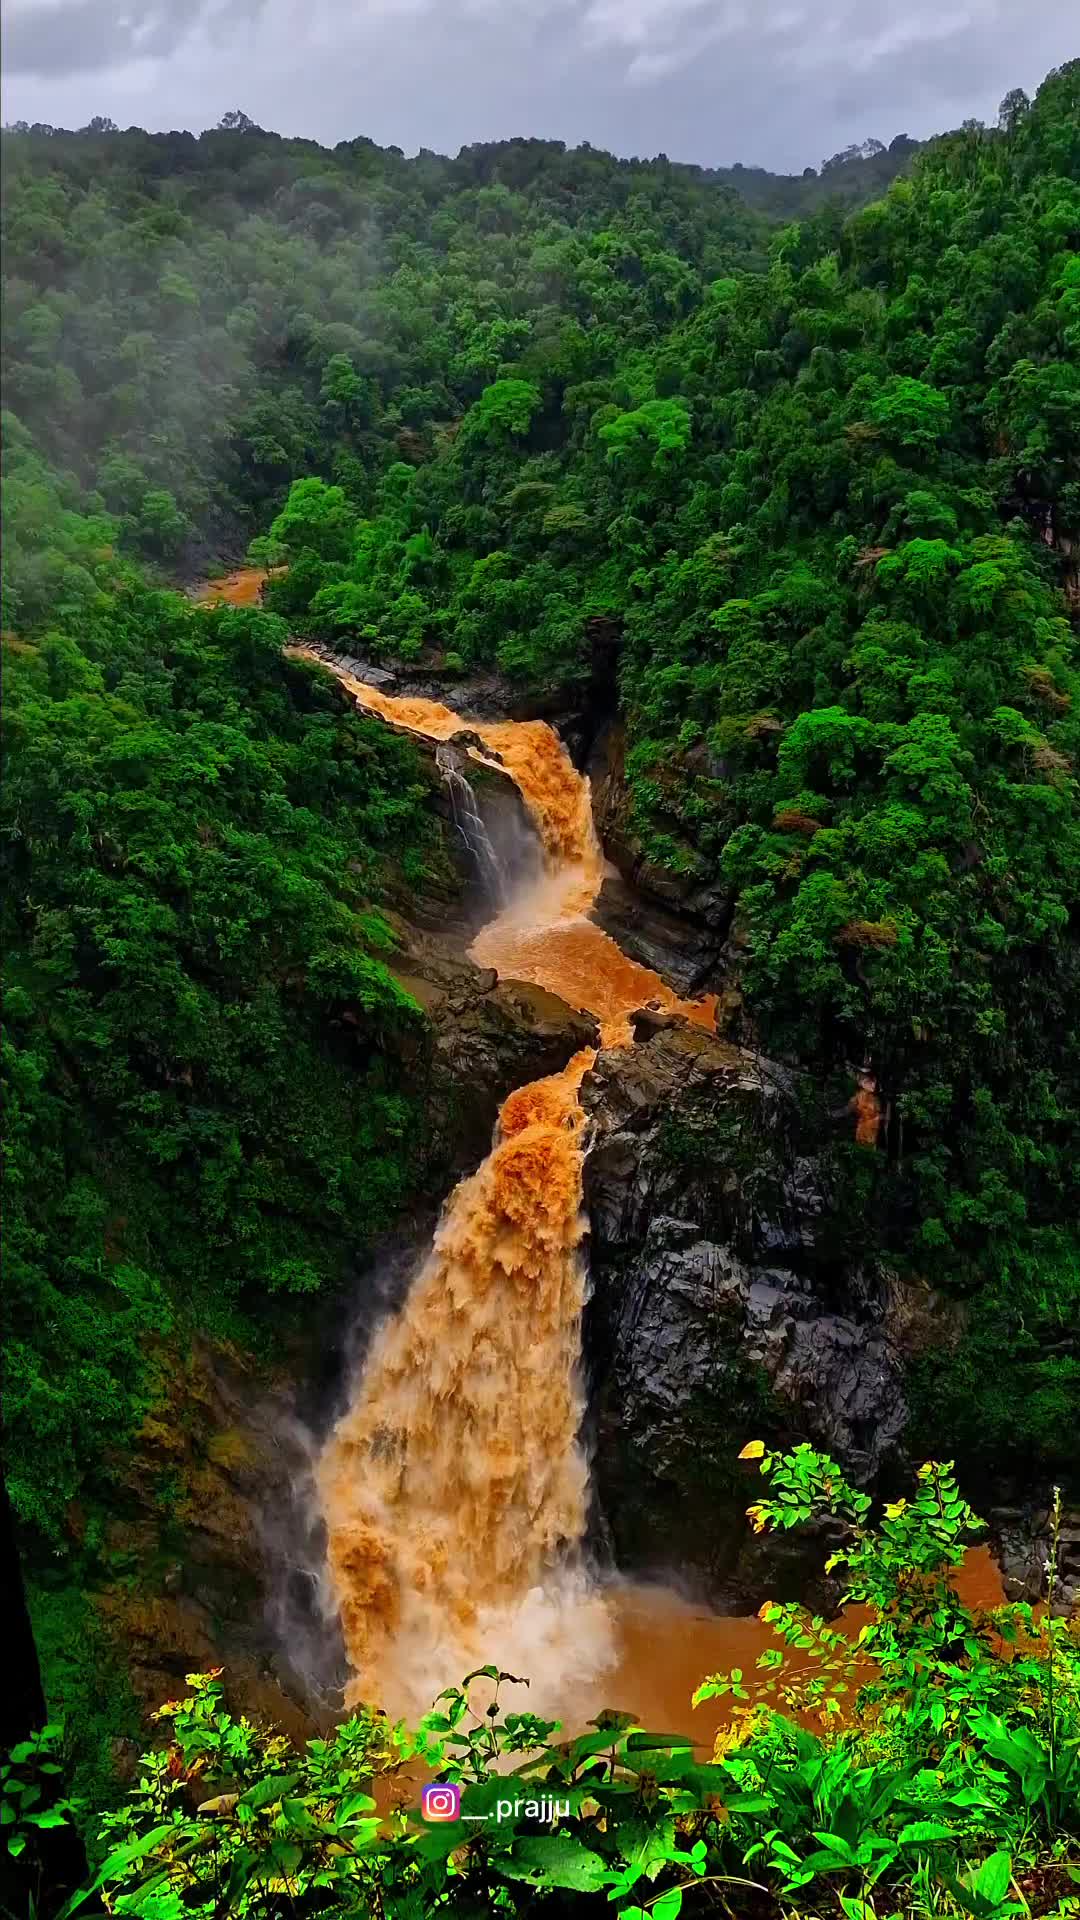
[651,1892,685,1920]
[567,1728,625,1766]
[223,1847,258,1909]
[587,1711,639,1734]
[496,1833,608,1891]
[975,1852,1013,1905]
[89,1822,183,1892]
[337,1791,377,1822]
[636,1756,732,1794]
[898,1821,957,1844]
[237,1770,300,1814]
[462,1664,528,1686]
[280,1796,322,1833]
[811,1831,856,1862]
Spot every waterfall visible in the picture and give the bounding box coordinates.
[316,1046,612,1719]
[295,649,719,1719]
[435,742,507,903]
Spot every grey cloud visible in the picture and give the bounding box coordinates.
[1,0,1076,172]
[4,0,199,77]
[3,0,264,80]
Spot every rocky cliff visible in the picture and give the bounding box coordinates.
[580,1020,954,1609]
[297,644,540,937]
[586,719,735,1000]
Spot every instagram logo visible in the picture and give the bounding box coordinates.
[421,1782,461,1823]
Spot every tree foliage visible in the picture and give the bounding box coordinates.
[2,424,445,1546]
[3,65,1079,1875]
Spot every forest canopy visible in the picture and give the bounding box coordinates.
[3,69,1080,1909]
[2,67,1079,1552]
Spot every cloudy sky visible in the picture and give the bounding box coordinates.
[2,0,1076,173]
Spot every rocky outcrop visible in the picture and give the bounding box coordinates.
[590,870,727,1000]
[580,1024,943,1609]
[95,1338,331,1743]
[989,1498,1080,1614]
[389,614,619,766]
[302,618,622,769]
[303,642,598,760]
[383,912,598,1171]
[297,645,537,933]
[587,722,734,999]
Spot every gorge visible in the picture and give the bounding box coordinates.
[299,649,731,1723]
[272,636,1009,1736]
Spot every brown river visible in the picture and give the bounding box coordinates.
[204,570,1003,1748]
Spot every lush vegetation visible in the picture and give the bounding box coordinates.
[6,1449,1078,1917]
[1,417,456,1549]
[254,67,1080,1479]
[6,82,1075,1491]
[0,115,775,565]
[0,111,919,572]
[2,64,1079,1917]
[0,89,987,1544]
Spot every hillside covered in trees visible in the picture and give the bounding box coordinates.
[1,111,921,570]
[252,71,1080,1477]
[0,95,950,1549]
[2,63,1079,1894]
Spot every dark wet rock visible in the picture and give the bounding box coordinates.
[581,1027,933,1610]
[630,1004,689,1040]
[989,1499,1080,1614]
[301,644,538,933]
[95,1337,333,1740]
[310,650,399,693]
[390,615,619,765]
[307,620,622,769]
[593,873,724,999]
[325,653,592,754]
[437,750,543,924]
[383,911,598,1171]
[587,723,734,1000]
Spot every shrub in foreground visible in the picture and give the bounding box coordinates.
[6,1448,1078,1917]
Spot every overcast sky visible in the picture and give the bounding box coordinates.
[2,0,1076,174]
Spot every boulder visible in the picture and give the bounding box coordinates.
[989,1500,1080,1614]
[313,650,399,693]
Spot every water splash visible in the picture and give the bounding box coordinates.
[316,1051,610,1715]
